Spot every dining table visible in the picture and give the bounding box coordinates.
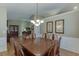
[20,38,56,56]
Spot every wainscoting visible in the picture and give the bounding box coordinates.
[60,36,79,54]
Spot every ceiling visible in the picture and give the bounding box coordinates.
[0,3,79,20]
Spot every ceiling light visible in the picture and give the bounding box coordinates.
[23,29,26,31]
[31,20,35,24]
[40,20,44,23]
[35,23,40,26]
[30,3,44,26]
[36,19,40,22]
[73,6,78,10]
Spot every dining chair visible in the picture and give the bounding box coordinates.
[10,37,25,56]
[46,33,54,40]
[47,42,59,56]
[43,34,61,56]
[54,34,61,46]
[49,33,54,40]
[9,37,15,53]
[22,32,27,40]
[42,33,53,40]
[31,33,36,39]
[52,34,54,40]
[46,33,50,39]
[14,40,25,56]
[42,33,47,39]
[48,44,55,56]
[42,44,55,56]
[25,35,31,39]
[54,34,61,56]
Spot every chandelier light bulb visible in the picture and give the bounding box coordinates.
[40,20,44,23]
[36,19,40,22]
[23,29,26,31]
[31,20,35,24]
[35,23,40,26]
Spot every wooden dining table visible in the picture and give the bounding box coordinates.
[20,38,56,56]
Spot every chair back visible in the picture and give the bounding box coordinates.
[22,33,26,40]
[54,34,61,46]
[42,33,54,40]
[48,45,54,56]
[42,33,47,39]
[46,33,54,40]
[54,34,61,55]
[10,37,24,56]
[47,33,51,39]
[31,33,36,39]
[9,37,15,52]
[52,34,54,40]
[14,40,24,56]
[25,35,31,39]
[48,41,60,56]
[10,37,19,47]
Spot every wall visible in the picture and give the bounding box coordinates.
[40,10,79,53]
[41,10,79,38]
[61,36,79,54]
[0,6,7,52]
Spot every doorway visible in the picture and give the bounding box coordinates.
[8,25,19,37]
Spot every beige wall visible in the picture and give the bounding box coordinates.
[0,7,7,37]
[41,10,79,38]
[0,6,7,52]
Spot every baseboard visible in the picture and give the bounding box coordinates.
[60,48,79,55]
[0,51,7,56]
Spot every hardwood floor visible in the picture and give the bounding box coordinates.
[60,48,79,56]
[0,43,79,56]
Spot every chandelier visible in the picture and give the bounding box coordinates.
[30,3,44,26]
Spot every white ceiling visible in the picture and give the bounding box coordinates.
[0,3,79,20]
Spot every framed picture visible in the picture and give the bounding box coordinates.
[46,21,53,33]
[55,19,64,34]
